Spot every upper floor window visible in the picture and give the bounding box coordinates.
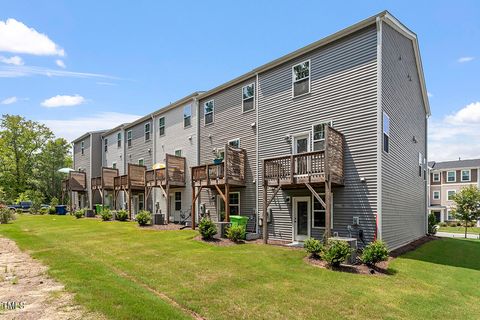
[81,141,85,155]
[159,117,165,136]
[242,83,255,112]
[117,132,122,148]
[184,105,192,127]
[432,172,440,182]
[447,190,456,201]
[175,192,182,211]
[461,169,471,182]
[418,153,423,177]
[383,112,390,153]
[228,138,240,149]
[104,138,108,152]
[138,158,144,166]
[127,130,132,148]
[292,60,310,97]
[312,121,333,151]
[433,191,440,200]
[145,123,151,141]
[112,162,117,169]
[174,149,182,157]
[204,100,214,125]
[447,171,456,182]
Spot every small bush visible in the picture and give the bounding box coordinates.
[304,238,323,258]
[48,206,56,215]
[439,222,447,227]
[100,209,113,221]
[198,218,217,240]
[321,240,352,267]
[361,240,389,266]
[39,207,49,215]
[226,224,245,242]
[116,210,128,221]
[73,209,84,219]
[50,197,59,207]
[136,211,151,226]
[427,213,437,235]
[0,208,15,224]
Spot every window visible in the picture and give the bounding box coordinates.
[447,210,455,221]
[117,132,122,148]
[292,60,310,97]
[242,83,255,112]
[461,169,471,182]
[447,171,456,182]
[218,192,240,216]
[144,123,151,141]
[312,194,333,228]
[418,153,423,177]
[204,100,214,125]
[138,158,144,166]
[174,149,182,157]
[158,117,165,136]
[112,162,117,169]
[383,112,390,153]
[433,191,440,200]
[127,131,132,147]
[104,138,108,152]
[432,172,440,182]
[183,105,192,127]
[312,121,332,151]
[447,190,456,201]
[174,192,182,211]
[228,138,240,149]
[139,193,144,211]
[81,141,85,155]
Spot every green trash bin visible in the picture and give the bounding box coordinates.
[230,215,248,239]
[95,204,103,214]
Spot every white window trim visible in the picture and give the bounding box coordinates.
[447,171,456,182]
[144,122,151,142]
[158,117,165,136]
[217,191,240,216]
[174,191,182,211]
[104,138,108,152]
[291,132,311,154]
[447,209,456,221]
[292,59,311,98]
[382,111,390,154]
[311,120,333,150]
[432,191,440,200]
[242,83,255,113]
[432,172,440,182]
[461,169,471,182]
[117,132,122,148]
[138,158,144,166]
[228,138,240,149]
[127,130,132,148]
[311,193,334,229]
[447,189,456,201]
[204,100,214,126]
[81,141,85,155]
[183,105,192,128]
[174,149,182,157]
[112,162,117,169]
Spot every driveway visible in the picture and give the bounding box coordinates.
[436,232,480,240]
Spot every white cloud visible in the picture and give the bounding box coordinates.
[0,55,24,65]
[429,101,480,161]
[427,92,433,98]
[0,96,17,105]
[96,82,117,86]
[55,59,66,69]
[41,94,86,108]
[0,18,64,56]
[0,65,120,79]
[40,112,141,142]
[457,56,474,63]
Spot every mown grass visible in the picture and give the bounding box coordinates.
[439,226,480,235]
[1,215,479,320]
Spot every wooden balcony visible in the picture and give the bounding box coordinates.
[191,145,246,188]
[145,154,186,188]
[114,164,146,191]
[263,126,344,188]
[62,171,87,192]
[91,167,119,190]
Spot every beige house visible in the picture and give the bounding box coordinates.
[428,159,480,222]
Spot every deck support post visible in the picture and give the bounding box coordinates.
[166,184,170,224]
[225,183,230,222]
[128,188,132,220]
[191,185,196,230]
[325,176,332,239]
[262,184,268,244]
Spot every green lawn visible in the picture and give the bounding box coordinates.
[1,215,479,320]
[438,226,480,235]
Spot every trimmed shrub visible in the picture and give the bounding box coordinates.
[226,224,245,242]
[73,209,84,219]
[100,209,113,221]
[198,218,217,240]
[39,207,49,215]
[361,240,389,266]
[427,213,437,235]
[0,208,15,224]
[321,240,352,267]
[116,210,128,221]
[439,222,447,227]
[48,206,56,215]
[304,238,323,258]
[50,197,59,207]
[136,211,151,226]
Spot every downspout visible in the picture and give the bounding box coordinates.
[375,16,383,241]
[255,72,260,235]
[194,97,200,224]
[151,114,156,212]
[89,134,93,210]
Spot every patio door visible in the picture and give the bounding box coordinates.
[293,133,310,175]
[293,197,310,241]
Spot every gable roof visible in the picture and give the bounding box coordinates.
[429,158,480,170]
[71,130,107,144]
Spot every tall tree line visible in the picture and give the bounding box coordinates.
[0,114,72,204]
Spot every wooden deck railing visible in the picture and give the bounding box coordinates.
[145,154,186,187]
[113,164,146,190]
[91,167,119,190]
[62,171,87,192]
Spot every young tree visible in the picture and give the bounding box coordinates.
[452,185,480,238]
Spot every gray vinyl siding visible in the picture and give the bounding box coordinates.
[125,120,153,168]
[199,77,257,230]
[381,23,427,250]
[103,130,125,174]
[258,25,379,242]
[154,100,197,219]
[90,132,103,206]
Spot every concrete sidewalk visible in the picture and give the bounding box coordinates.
[436,232,480,240]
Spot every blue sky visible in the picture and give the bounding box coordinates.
[0,1,479,161]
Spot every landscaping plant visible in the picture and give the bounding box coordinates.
[198,218,217,240]
[116,210,128,221]
[39,207,49,215]
[321,239,352,267]
[304,238,323,258]
[136,210,151,226]
[427,212,438,235]
[48,206,56,215]
[226,224,245,242]
[0,208,15,224]
[361,240,389,266]
[451,185,480,238]
[100,209,113,221]
[73,209,84,219]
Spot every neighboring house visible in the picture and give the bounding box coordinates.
[72,130,106,210]
[428,158,480,223]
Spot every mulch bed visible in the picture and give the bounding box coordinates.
[389,235,439,257]
[142,223,186,231]
[193,236,241,246]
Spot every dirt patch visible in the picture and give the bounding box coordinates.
[0,237,102,320]
[193,235,241,246]
[305,256,393,276]
[389,235,439,257]
[142,223,186,231]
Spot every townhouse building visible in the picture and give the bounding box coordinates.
[428,159,480,222]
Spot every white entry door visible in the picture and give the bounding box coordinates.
[293,196,311,241]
